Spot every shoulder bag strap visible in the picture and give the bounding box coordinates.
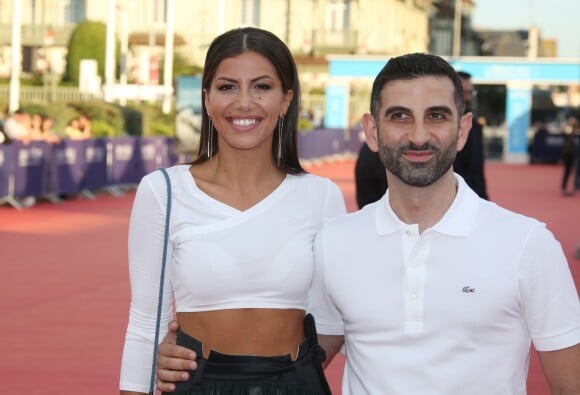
[149,167,172,394]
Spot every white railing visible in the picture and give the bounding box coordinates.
[0,86,99,103]
[0,86,374,128]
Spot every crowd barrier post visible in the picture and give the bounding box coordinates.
[13,141,50,200]
[104,138,124,197]
[0,143,23,209]
[82,138,108,198]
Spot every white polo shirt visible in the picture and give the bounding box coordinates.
[310,175,580,395]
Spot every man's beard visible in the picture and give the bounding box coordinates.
[377,135,457,187]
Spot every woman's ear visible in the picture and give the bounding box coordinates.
[281,90,294,117]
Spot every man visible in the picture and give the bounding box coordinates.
[454,71,489,199]
[155,54,580,394]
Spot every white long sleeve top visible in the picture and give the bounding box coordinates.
[119,164,346,392]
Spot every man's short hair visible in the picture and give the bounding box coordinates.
[456,71,472,80]
[370,53,465,117]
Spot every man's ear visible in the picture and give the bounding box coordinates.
[362,113,379,152]
[457,112,473,152]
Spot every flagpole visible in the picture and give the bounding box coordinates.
[9,0,22,113]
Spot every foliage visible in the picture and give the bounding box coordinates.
[90,119,117,138]
[5,97,179,139]
[44,102,81,135]
[68,100,124,137]
[63,20,120,86]
[298,117,315,132]
[308,87,326,95]
[19,103,48,116]
[129,102,175,137]
[148,121,174,137]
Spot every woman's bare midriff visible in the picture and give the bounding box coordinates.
[176,309,306,359]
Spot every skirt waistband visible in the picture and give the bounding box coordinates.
[176,330,312,377]
[169,314,331,394]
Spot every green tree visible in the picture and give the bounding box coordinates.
[63,20,119,85]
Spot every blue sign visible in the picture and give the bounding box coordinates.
[325,84,349,128]
[506,86,532,154]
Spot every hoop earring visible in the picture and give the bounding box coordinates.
[277,116,284,167]
[207,117,213,159]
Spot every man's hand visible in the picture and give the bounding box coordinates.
[156,320,198,393]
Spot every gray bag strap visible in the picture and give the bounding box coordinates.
[149,168,172,394]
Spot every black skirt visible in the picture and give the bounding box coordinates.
[163,314,332,395]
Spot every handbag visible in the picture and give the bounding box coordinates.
[149,168,173,394]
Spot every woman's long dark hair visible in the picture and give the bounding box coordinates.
[191,27,305,174]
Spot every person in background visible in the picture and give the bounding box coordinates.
[64,117,87,140]
[3,109,31,144]
[28,113,43,140]
[561,116,578,196]
[29,113,61,144]
[454,71,489,200]
[354,141,387,208]
[78,113,92,139]
[119,27,346,395]
[156,53,580,395]
[40,115,61,144]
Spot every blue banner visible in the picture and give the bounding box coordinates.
[0,144,16,199]
[110,137,142,185]
[13,141,49,198]
[506,86,532,155]
[52,140,86,195]
[83,139,108,191]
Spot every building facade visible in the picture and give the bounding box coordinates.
[0,0,434,88]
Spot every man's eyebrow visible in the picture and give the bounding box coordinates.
[384,106,410,116]
[426,105,453,115]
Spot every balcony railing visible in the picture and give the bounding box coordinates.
[312,29,358,55]
[0,24,74,47]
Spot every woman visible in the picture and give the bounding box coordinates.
[30,114,61,144]
[119,27,346,394]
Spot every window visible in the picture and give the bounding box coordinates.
[64,0,86,24]
[326,0,350,31]
[151,0,167,25]
[241,0,260,26]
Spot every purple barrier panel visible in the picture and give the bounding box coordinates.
[166,137,194,166]
[347,127,365,154]
[110,137,142,185]
[52,140,86,195]
[0,144,17,199]
[139,137,164,176]
[82,139,108,191]
[297,128,347,159]
[13,141,50,198]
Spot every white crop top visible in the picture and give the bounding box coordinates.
[120,165,346,392]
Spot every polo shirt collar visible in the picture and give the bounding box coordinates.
[375,174,480,237]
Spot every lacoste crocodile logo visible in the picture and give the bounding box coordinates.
[461,286,476,293]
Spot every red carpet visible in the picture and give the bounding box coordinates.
[0,160,577,394]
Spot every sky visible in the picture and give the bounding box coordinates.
[471,0,580,58]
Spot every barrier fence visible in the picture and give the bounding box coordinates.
[0,129,365,209]
[0,137,189,209]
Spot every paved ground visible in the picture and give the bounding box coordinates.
[0,159,577,394]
